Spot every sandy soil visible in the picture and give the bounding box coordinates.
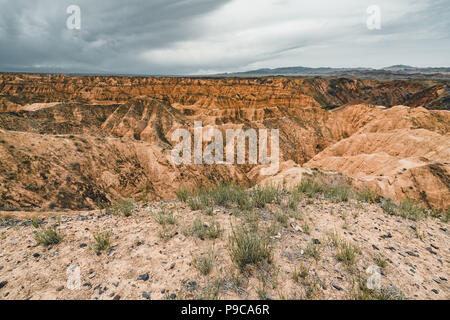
[0,196,448,300]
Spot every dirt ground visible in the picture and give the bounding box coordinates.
[0,196,448,300]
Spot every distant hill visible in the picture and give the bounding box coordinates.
[213,66,450,80]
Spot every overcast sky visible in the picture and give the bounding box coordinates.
[0,0,449,75]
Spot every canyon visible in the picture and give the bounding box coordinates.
[0,74,449,212]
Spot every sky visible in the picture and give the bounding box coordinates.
[0,0,449,75]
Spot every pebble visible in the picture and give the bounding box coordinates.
[137,273,149,281]
[331,283,343,291]
[0,281,8,289]
[80,243,87,248]
[406,251,419,257]
[431,289,439,294]
[113,280,119,287]
[142,292,151,300]
[33,253,40,258]
[88,273,96,279]
[113,295,121,300]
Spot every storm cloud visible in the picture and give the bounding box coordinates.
[0,0,449,75]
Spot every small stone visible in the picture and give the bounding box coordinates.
[380,232,392,239]
[170,263,176,270]
[431,289,439,294]
[372,245,380,251]
[312,239,321,245]
[170,293,177,299]
[56,286,64,292]
[406,251,419,257]
[142,292,151,300]
[426,247,437,255]
[0,281,8,289]
[80,243,87,248]
[88,273,96,279]
[113,280,119,287]
[33,253,41,258]
[439,277,447,281]
[332,283,343,291]
[113,295,121,300]
[137,273,149,281]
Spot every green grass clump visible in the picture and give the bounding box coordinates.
[110,199,135,217]
[190,217,223,240]
[397,198,427,221]
[176,187,190,202]
[193,250,215,275]
[336,240,360,268]
[381,198,427,221]
[228,225,273,271]
[34,227,63,246]
[250,185,279,208]
[153,207,176,226]
[92,231,111,252]
[356,187,380,203]
[353,277,405,300]
[297,177,324,198]
[305,240,321,260]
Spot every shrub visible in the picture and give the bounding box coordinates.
[228,225,273,271]
[34,227,63,246]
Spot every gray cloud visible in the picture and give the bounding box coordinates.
[0,0,448,75]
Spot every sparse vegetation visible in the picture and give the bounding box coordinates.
[110,199,135,217]
[228,225,273,271]
[188,217,223,240]
[250,185,280,208]
[92,231,111,252]
[34,227,63,246]
[193,250,215,275]
[352,276,405,300]
[31,217,44,228]
[335,239,360,269]
[356,187,380,203]
[305,240,321,260]
[176,187,190,202]
[374,254,387,269]
[153,207,176,226]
